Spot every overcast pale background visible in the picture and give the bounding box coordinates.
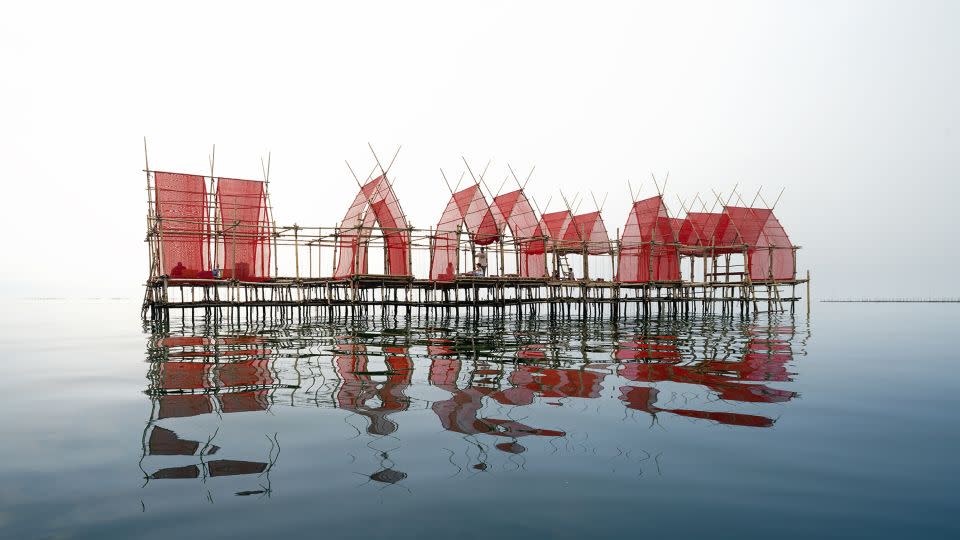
[1,0,956,300]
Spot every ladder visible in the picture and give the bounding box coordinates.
[558,255,575,280]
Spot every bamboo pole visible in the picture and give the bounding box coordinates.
[294,224,300,280]
[407,226,413,277]
[332,224,338,276]
[232,198,238,281]
[143,137,159,279]
[262,152,279,279]
[613,227,619,280]
[428,226,434,279]
[499,238,505,276]
[582,244,589,281]
[207,145,215,273]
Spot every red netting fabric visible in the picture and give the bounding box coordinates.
[333,175,410,278]
[492,189,546,277]
[685,212,732,250]
[671,217,702,255]
[217,178,271,280]
[538,210,572,253]
[559,211,611,255]
[155,172,208,278]
[617,196,680,282]
[429,184,499,281]
[724,207,771,245]
[724,207,795,280]
[753,212,795,280]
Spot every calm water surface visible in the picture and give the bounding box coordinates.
[0,300,957,539]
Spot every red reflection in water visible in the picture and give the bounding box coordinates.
[428,358,565,449]
[150,464,200,480]
[207,459,268,477]
[157,394,212,419]
[158,337,209,347]
[160,362,210,390]
[428,357,460,391]
[216,359,273,388]
[427,337,456,357]
[148,426,216,456]
[335,346,413,436]
[517,344,546,359]
[219,390,270,414]
[619,363,795,404]
[614,337,682,362]
[158,336,265,348]
[618,386,774,428]
[150,459,268,480]
[167,348,271,359]
[509,365,606,399]
[431,387,565,440]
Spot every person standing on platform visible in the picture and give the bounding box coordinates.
[476,247,488,277]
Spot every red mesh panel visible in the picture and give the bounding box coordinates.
[755,212,795,280]
[672,217,703,254]
[686,212,732,249]
[668,218,684,242]
[538,210,572,252]
[217,178,271,280]
[334,175,410,278]
[617,196,680,282]
[429,189,464,281]
[492,189,546,277]
[724,207,795,280]
[154,172,208,278]
[559,211,611,255]
[724,207,772,246]
[334,180,374,277]
[429,184,499,281]
[488,190,513,233]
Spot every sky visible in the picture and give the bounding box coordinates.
[1,0,957,300]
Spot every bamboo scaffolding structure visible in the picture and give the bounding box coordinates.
[142,163,806,322]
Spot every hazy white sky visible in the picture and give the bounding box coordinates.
[1,0,957,299]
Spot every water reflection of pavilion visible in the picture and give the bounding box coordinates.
[616,326,799,427]
[141,335,280,496]
[142,317,806,492]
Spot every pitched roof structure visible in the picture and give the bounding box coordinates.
[617,195,680,282]
[537,210,573,252]
[723,206,795,280]
[333,175,410,278]
[559,211,611,255]
[429,184,500,281]
[491,188,546,277]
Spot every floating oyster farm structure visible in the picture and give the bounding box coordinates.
[142,146,808,321]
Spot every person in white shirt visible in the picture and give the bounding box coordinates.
[476,247,488,276]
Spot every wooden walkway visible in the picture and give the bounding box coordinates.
[143,274,809,321]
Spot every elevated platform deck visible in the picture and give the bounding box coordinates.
[144,274,809,321]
